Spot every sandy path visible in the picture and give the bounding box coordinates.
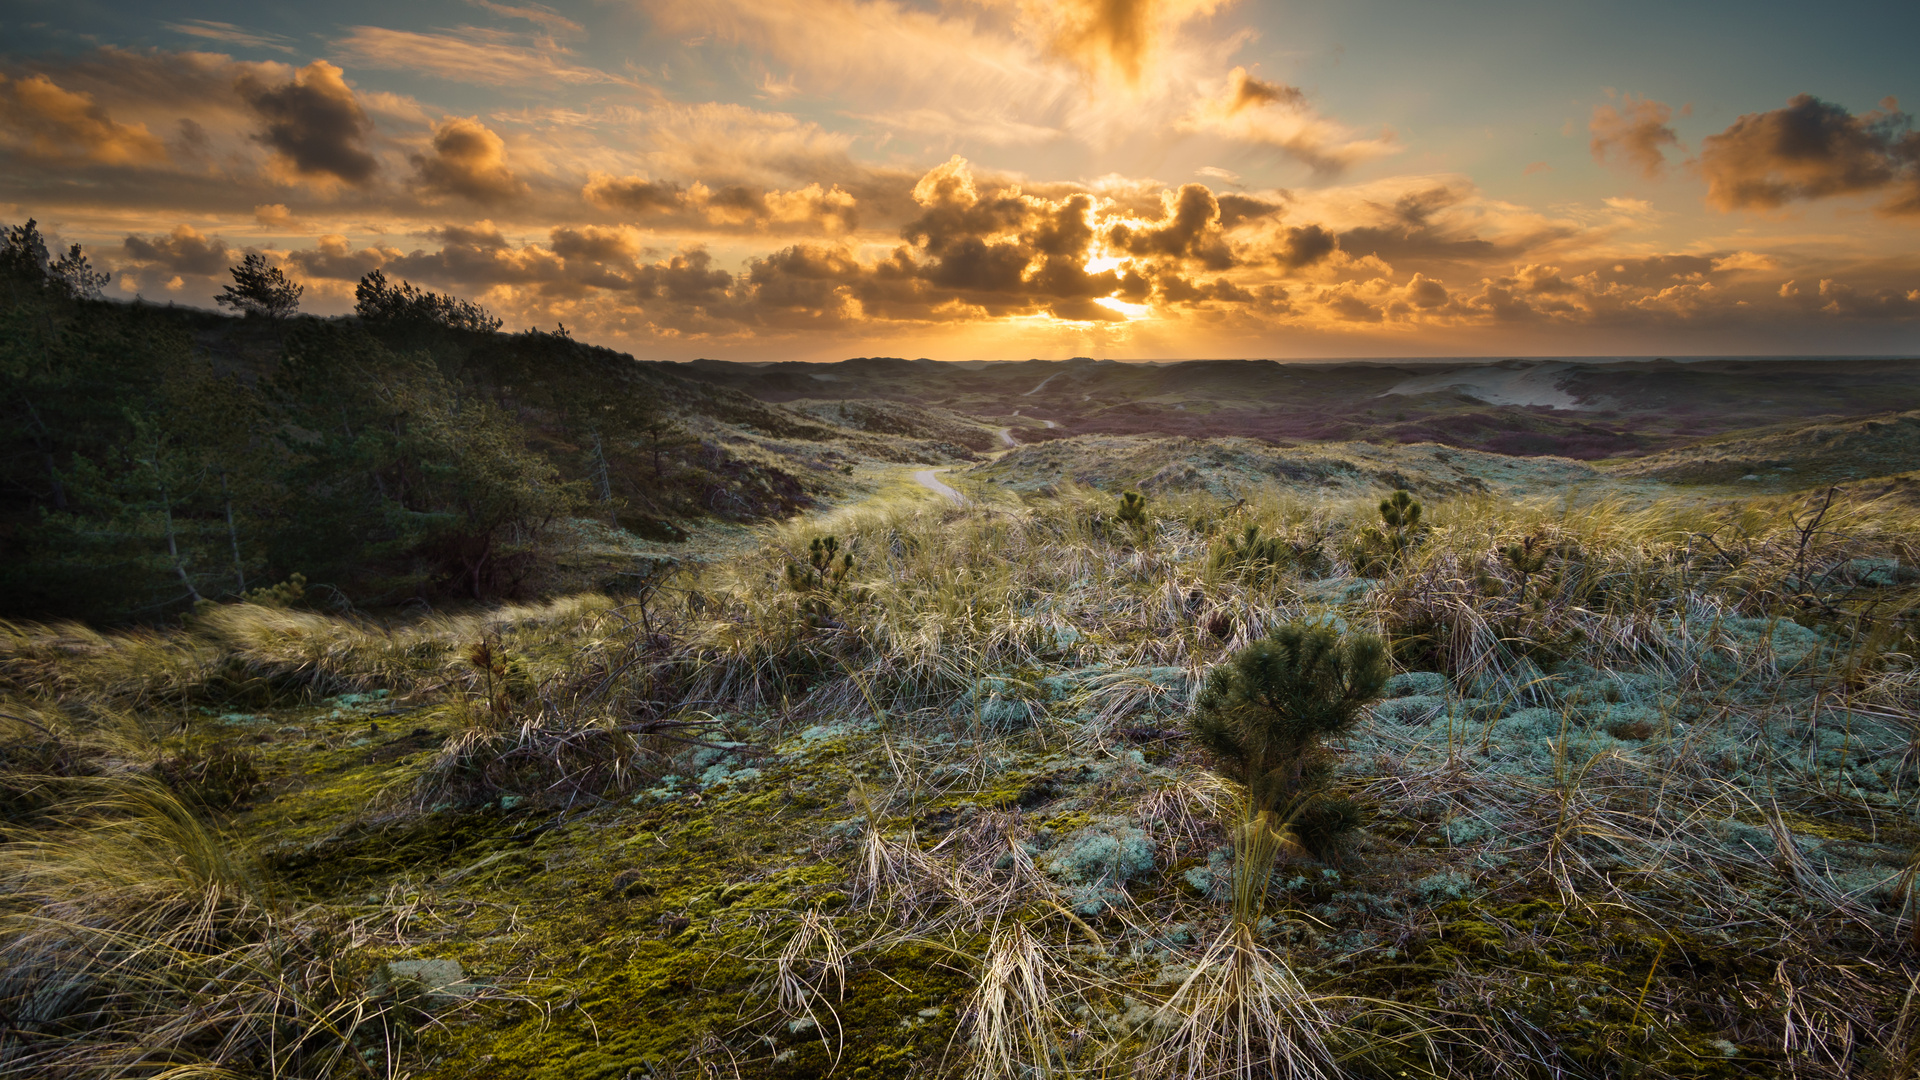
[996,427,1017,447]
[1023,372,1060,396]
[912,468,965,504]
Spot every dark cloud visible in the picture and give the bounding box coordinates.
[1216,192,1285,229]
[121,224,232,275]
[284,234,392,282]
[236,60,378,186]
[1590,93,1681,178]
[1319,288,1381,322]
[548,225,640,264]
[1275,223,1336,270]
[424,221,514,250]
[1699,94,1920,216]
[583,174,687,214]
[1595,254,1716,287]
[631,248,733,308]
[580,172,858,231]
[1107,184,1234,269]
[1226,67,1305,113]
[1335,186,1509,267]
[747,244,862,313]
[1151,270,1257,307]
[411,117,529,206]
[897,163,1124,318]
[1405,272,1449,309]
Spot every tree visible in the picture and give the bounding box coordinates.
[1,218,107,302]
[354,269,501,333]
[48,243,109,300]
[1187,621,1388,918]
[216,253,302,318]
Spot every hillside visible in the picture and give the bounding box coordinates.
[677,356,1920,461]
[1608,410,1920,489]
[0,289,983,622]
[968,433,1613,501]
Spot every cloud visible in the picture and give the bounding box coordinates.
[1698,93,1920,216]
[1106,183,1234,269]
[1589,92,1681,178]
[756,72,800,101]
[121,224,233,276]
[284,233,401,282]
[165,20,296,53]
[466,0,586,36]
[236,60,379,186]
[1403,272,1450,309]
[582,171,859,230]
[334,25,637,88]
[1011,0,1229,87]
[0,73,168,164]
[855,107,1064,146]
[1183,66,1396,176]
[583,173,687,214]
[1222,66,1305,113]
[1275,223,1337,270]
[1329,184,1504,267]
[411,116,531,206]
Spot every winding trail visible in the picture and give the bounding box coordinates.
[1023,372,1060,396]
[996,427,1017,447]
[912,468,965,504]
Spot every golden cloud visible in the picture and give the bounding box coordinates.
[411,116,531,206]
[0,73,168,165]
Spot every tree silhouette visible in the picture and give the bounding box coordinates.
[2,219,107,302]
[216,253,302,318]
[354,269,500,332]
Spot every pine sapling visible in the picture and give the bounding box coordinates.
[1116,490,1151,542]
[786,535,856,625]
[1352,489,1428,577]
[1187,621,1388,921]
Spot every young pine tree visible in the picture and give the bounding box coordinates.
[1187,621,1388,919]
[1352,488,1427,577]
[1115,490,1150,542]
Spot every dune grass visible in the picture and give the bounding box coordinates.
[4,479,1919,1078]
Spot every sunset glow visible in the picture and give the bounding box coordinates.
[3,0,1916,359]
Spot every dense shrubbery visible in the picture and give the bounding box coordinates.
[0,221,731,621]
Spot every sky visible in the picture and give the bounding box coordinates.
[3,0,1918,360]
